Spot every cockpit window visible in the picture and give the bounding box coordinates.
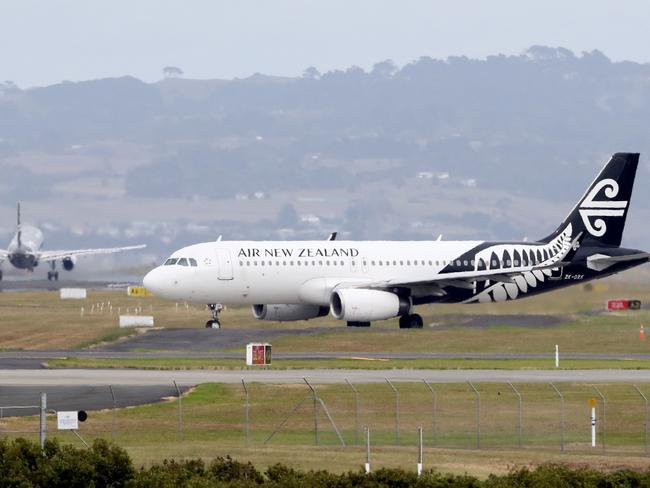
[177,258,188,266]
[164,258,178,266]
[189,258,197,267]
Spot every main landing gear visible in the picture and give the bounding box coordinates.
[399,314,424,329]
[347,321,371,327]
[47,261,59,281]
[205,303,223,328]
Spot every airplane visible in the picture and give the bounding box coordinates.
[143,153,649,329]
[0,203,146,281]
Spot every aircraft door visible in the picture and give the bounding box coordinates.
[215,249,234,280]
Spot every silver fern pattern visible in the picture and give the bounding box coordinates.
[463,224,574,303]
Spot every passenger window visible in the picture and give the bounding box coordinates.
[351,261,356,266]
[247,261,250,266]
[239,261,243,266]
[463,260,468,266]
[312,261,316,266]
[407,261,411,265]
[435,261,439,266]
[177,258,188,266]
[371,261,375,266]
[470,260,475,266]
[456,260,461,266]
[340,260,344,266]
[428,260,432,266]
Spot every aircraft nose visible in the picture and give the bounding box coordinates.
[143,267,166,296]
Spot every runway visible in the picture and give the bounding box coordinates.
[2,368,650,386]
[1,350,650,368]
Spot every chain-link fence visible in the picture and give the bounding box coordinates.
[1,380,649,459]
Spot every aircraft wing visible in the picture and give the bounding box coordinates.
[38,244,146,262]
[360,261,571,291]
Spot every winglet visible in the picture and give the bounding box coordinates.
[327,232,337,241]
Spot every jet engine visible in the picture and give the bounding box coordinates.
[330,289,410,322]
[252,304,329,322]
[62,256,77,271]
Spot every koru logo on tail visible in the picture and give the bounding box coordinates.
[578,178,628,237]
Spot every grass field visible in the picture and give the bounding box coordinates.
[0,271,649,354]
[3,381,650,476]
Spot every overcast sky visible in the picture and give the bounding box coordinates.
[2,0,650,88]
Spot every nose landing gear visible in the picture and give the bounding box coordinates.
[206,303,223,328]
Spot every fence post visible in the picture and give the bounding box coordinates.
[422,380,436,447]
[633,385,648,455]
[109,385,117,442]
[417,425,423,476]
[549,383,564,453]
[508,382,522,447]
[345,378,360,445]
[39,392,46,449]
[242,379,249,445]
[303,378,319,445]
[592,385,606,453]
[468,382,480,449]
[385,378,400,445]
[173,380,183,443]
[364,425,371,474]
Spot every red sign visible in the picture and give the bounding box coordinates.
[607,299,629,311]
[252,345,265,365]
[607,299,642,311]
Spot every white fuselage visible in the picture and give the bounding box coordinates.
[7,225,44,270]
[143,239,483,305]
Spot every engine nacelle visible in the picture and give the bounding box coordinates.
[62,256,77,271]
[330,289,410,322]
[252,304,329,322]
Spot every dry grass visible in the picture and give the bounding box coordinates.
[0,269,648,351]
[3,381,650,476]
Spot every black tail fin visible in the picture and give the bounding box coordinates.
[541,153,639,247]
[16,202,22,248]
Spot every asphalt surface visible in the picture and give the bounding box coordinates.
[0,385,187,415]
[2,368,650,386]
[2,350,650,367]
[97,314,565,352]
[0,279,136,292]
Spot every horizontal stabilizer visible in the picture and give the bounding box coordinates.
[587,252,650,272]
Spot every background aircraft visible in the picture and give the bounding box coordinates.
[0,203,145,281]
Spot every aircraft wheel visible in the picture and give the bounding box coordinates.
[54,272,59,281]
[399,314,423,329]
[0,270,3,281]
[205,319,221,329]
[410,314,424,328]
[47,272,52,281]
[347,321,370,327]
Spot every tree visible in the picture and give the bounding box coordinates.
[371,59,397,78]
[163,66,184,78]
[302,66,321,79]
